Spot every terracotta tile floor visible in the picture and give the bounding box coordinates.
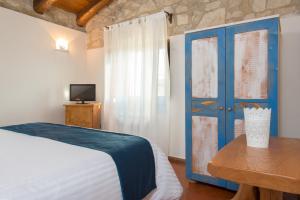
[170,160,235,200]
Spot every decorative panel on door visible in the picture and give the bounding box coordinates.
[225,19,279,190]
[186,28,226,187]
[192,116,218,176]
[234,30,269,99]
[185,17,279,190]
[191,37,218,98]
[226,18,279,142]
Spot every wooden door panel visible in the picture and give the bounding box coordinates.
[191,100,218,115]
[234,30,269,99]
[186,28,226,187]
[226,18,279,143]
[234,119,245,138]
[192,37,218,98]
[186,18,278,190]
[233,102,270,138]
[225,18,279,191]
[192,116,218,176]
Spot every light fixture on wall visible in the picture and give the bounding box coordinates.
[55,38,69,51]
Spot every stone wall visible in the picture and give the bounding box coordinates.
[0,0,84,32]
[86,0,300,49]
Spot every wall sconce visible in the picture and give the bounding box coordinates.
[55,38,69,51]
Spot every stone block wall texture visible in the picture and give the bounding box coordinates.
[86,0,300,49]
[0,0,84,32]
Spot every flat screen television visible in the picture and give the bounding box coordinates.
[70,84,96,104]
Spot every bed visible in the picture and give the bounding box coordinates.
[0,123,182,200]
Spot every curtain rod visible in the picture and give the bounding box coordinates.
[104,11,173,29]
[164,11,173,24]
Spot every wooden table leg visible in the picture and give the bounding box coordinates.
[231,184,258,200]
[259,188,283,200]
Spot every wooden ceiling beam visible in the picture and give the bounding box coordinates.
[76,0,112,27]
[33,0,59,14]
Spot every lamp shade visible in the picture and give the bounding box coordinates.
[55,38,69,51]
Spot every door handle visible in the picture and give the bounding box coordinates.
[227,107,233,112]
[218,106,224,111]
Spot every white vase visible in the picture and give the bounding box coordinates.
[244,108,271,148]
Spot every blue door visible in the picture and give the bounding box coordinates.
[185,28,227,187]
[225,18,279,190]
[185,17,279,189]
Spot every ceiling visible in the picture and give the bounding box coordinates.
[33,0,112,27]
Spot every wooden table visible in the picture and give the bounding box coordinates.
[208,135,300,200]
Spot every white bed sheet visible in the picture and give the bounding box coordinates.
[0,129,182,200]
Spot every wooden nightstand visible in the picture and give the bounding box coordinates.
[64,103,101,129]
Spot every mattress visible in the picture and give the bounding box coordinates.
[0,129,182,200]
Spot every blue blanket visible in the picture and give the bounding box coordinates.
[1,123,156,200]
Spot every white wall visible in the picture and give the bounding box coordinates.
[169,35,186,158]
[279,15,300,138]
[86,48,105,102]
[0,7,89,126]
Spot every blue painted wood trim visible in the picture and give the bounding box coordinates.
[225,18,279,190]
[185,31,193,179]
[225,17,279,142]
[185,17,279,191]
[185,28,226,187]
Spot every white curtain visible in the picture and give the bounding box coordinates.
[103,12,170,154]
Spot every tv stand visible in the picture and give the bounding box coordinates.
[64,103,101,129]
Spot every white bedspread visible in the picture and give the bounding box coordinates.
[0,129,182,200]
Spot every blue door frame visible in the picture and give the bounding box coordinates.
[225,17,279,190]
[185,18,279,190]
[226,18,279,142]
[185,28,227,187]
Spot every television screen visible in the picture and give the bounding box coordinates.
[70,84,96,103]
